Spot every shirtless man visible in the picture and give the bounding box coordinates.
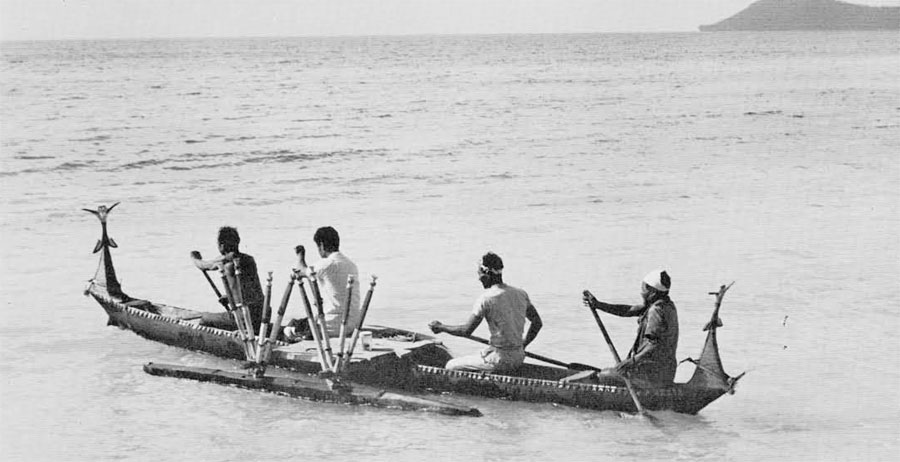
[190,226,264,333]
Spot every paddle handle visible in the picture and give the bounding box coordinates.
[219,269,254,360]
[297,277,332,372]
[333,275,355,373]
[193,251,227,308]
[341,275,377,371]
[257,272,273,361]
[231,257,257,348]
[464,334,579,370]
[260,272,296,366]
[585,297,623,363]
[201,270,224,300]
[583,290,647,415]
[307,270,335,363]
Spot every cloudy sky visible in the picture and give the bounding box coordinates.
[1,0,898,41]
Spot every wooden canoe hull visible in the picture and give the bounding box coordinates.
[414,365,726,415]
[87,287,732,414]
[143,362,481,417]
[84,205,741,415]
[89,289,453,388]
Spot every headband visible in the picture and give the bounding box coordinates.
[479,264,503,275]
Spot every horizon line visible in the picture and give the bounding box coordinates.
[5,28,893,44]
[0,29,715,44]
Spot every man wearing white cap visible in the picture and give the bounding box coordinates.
[429,252,543,373]
[582,269,679,385]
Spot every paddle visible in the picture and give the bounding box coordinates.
[256,271,297,376]
[332,275,355,373]
[307,268,336,366]
[231,255,258,358]
[296,275,333,372]
[191,251,229,309]
[339,275,377,372]
[582,290,652,418]
[257,271,273,362]
[218,267,254,360]
[462,334,603,372]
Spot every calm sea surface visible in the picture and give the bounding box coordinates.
[1,32,898,461]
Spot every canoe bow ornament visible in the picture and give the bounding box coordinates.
[83,202,125,298]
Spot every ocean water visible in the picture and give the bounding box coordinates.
[1,32,898,461]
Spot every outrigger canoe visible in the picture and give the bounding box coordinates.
[84,204,742,415]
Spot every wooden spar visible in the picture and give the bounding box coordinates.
[296,276,331,372]
[257,271,273,362]
[583,290,651,418]
[463,334,602,372]
[219,268,253,360]
[333,275,355,373]
[258,271,296,368]
[231,256,257,359]
[340,275,377,371]
[307,269,335,367]
[143,362,482,417]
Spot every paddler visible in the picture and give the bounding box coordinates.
[429,252,543,373]
[582,269,679,385]
[191,226,265,333]
[282,226,360,339]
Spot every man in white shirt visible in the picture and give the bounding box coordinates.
[291,226,360,337]
[429,252,543,373]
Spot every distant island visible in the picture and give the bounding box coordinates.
[699,0,900,31]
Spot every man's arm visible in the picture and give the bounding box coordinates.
[428,312,484,337]
[616,339,659,375]
[582,290,644,317]
[616,305,666,374]
[523,303,542,348]
[294,245,309,273]
[190,252,234,308]
[191,251,225,272]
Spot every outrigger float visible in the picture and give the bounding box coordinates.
[84,204,743,416]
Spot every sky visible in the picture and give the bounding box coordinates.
[1,0,899,41]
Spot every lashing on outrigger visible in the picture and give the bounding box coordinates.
[83,203,743,418]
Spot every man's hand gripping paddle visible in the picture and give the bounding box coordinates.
[191,251,229,310]
[583,290,657,421]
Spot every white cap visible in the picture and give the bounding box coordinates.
[642,269,671,292]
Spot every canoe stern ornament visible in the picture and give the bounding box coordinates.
[83,202,126,299]
[682,282,745,394]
